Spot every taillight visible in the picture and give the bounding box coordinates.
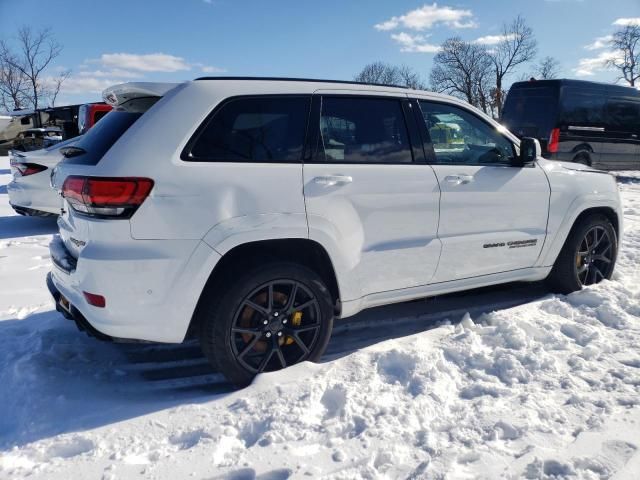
[62,176,154,219]
[548,128,560,153]
[15,163,47,177]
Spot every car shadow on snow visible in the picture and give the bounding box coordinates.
[0,281,549,450]
[0,214,58,240]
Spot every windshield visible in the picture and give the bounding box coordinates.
[61,110,142,166]
[502,85,558,139]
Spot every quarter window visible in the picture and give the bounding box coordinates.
[317,97,413,164]
[187,96,310,162]
[418,101,516,165]
[606,98,640,131]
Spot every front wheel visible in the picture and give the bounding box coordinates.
[198,263,334,387]
[547,214,617,294]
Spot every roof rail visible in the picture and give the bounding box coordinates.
[194,76,410,90]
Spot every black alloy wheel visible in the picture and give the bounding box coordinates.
[575,225,615,286]
[197,262,334,387]
[547,214,618,294]
[230,280,322,374]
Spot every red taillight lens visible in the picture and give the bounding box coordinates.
[83,291,106,308]
[548,128,560,153]
[15,163,47,177]
[62,176,154,219]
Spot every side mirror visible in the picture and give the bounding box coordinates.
[515,137,541,166]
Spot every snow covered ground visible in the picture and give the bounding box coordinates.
[1,155,639,479]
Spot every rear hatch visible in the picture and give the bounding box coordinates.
[53,82,180,261]
[501,82,559,150]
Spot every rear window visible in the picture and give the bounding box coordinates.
[184,96,310,162]
[559,87,606,125]
[61,111,142,165]
[501,85,558,138]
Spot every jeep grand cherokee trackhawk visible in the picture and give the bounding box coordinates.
[47,78,623,386]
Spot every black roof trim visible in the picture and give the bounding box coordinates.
[194,76,409,90]
[511,78,640,92]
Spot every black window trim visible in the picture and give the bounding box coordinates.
[306,93,422,166]
[415,98,524,168]
[180,94,313,164]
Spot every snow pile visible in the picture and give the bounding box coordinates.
[1,158,639,479]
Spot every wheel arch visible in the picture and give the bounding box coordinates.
[571,145,594,165]
[572,206,620,240]
[571,143,594,154]
[187,238,342,337]
[540,204,621,268]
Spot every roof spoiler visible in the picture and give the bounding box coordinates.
[102,82,182,107]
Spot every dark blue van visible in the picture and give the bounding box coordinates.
[502,79,640,170]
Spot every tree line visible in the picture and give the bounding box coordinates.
[355,16,639,118]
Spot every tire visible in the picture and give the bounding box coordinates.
[546,214,617,294]
[197,262,334,387]
[573,153,591,166]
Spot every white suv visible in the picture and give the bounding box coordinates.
[48,78,623,386]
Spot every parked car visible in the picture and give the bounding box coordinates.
[47,78,622,386]
[12,127,63,152]
[78,103,112,134]
[0,113,35,155]
[7,138,76,216]
[0,115,11,136]
[502,79,640,170]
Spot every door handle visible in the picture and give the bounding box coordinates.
[444,174,474,185]
[313,175,353,187]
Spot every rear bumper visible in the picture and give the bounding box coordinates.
[46,272,113,341]
[7,176,62,215]
[48,235,221,343]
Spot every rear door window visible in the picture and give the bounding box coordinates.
[559,87,606,125]
[316,96,413,164]
[185,96,310,162]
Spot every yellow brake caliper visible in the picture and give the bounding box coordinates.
[285,311,303,345]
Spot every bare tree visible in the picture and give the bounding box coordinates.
[47,69,71,107]
[429,37,492,113]
[535,56,561,79]
[3,27,64,110]
[397,65,426,90]
[608,25,640,86]
[489,15,538,116]
[355,62,426,89]
[0,43,27,111]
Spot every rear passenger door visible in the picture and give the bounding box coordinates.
[416,99,550,283]
[303,93,441,300]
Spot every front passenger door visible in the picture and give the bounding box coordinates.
[416,99,550,283]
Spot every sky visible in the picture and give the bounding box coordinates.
[0,0,639,107]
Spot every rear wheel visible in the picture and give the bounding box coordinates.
[198,262,334,387]
[573,152,591,166]
[547,214,617,294]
